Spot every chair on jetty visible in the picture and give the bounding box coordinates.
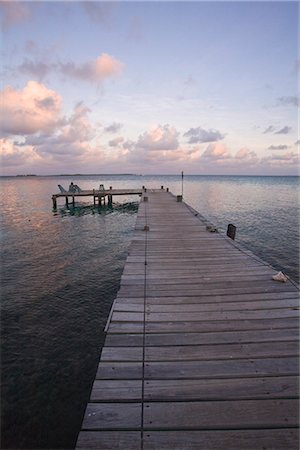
[58,184,67,193]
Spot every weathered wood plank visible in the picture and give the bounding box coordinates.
[108,317,299,334]
[144,341,299,361]
[82,403,141,429]
[144,376,299,401]
[90,380,142,401]
[144,357,299,379]
[143,399,299,429]
[96,362,142,379]
[143,429,299,450]
[112,308,299,322]
[77,431,141,449]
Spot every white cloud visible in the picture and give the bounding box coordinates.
[0,81,62,136]
[136,124,179,151]
[201,142,231,160]
[0,138,39,168]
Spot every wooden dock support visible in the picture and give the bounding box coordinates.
[76,190,299,450]
[65,197,69,207]
[227,223,237,240]
[52,196,57,209]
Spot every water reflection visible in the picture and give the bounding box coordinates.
[55,201,139,217]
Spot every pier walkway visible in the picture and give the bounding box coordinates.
[76,189,299,449]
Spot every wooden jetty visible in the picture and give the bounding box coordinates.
[76,189,299,450]
[52,188,144,208]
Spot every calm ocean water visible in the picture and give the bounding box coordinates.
[1,174,299,449]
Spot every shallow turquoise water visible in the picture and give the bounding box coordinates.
[1,174,299,449]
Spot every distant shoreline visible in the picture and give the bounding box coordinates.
[0,173,299,178]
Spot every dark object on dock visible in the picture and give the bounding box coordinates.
[176,195,182,202]
[227,223,237,240]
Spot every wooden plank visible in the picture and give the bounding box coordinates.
[108,317,299,334]
[144,341,299,361]
[82,403,141,429]
[144,357,299,379]
[116,291,299,304]
[96,362,142,379]
[112,308,299,322]
[143,399,299,429]
[144,376,299,401]
[90,380,142,401]
[114,298,299,313]
[143,429,299,450]
[143,328,299,346]
[101,347,143,362]
[77,431,141,449]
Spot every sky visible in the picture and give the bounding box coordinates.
[0,0,299,176]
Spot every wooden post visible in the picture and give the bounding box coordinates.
[227,224,236,240]
[166,187,169,192]
[72,196,75,206]
[66,196,69,207]
[161,185,164,189]
[110,186,112,190]
[143,196,148,202]
[52,196,57,209]
[108,194,113,205]
[93,196,96,206]
[177,195,182,202]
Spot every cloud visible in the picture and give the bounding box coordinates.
[59,53,123,83]
[235,148,258,162]
[18,59,54,81]
[82,2,114,24]
[136,125,179,151]
[16,53,124,84]
[0,138,39,168]
[263,151,299,167]
[0,1,29,28]
[275,126,292,135]
[0,81,62,136]
[263,125,276,134]
[104,122,123,133]
[184,127,224,144]
[276,96,299,107]
[109,137,124,147]
[24,102,95,158]
[268,145,289,151]
[201,142,231,160]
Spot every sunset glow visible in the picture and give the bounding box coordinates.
[0,1,298,175]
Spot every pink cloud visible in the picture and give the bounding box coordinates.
[202,142,231,160]
[0,81,62,135]
[0,0,29,28]
[0,138,39,168]
[136,124,179,151]
[59,53,123,83]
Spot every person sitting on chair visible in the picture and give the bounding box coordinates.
[69,182,75,193]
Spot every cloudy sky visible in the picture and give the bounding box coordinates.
[0,0,298,175]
